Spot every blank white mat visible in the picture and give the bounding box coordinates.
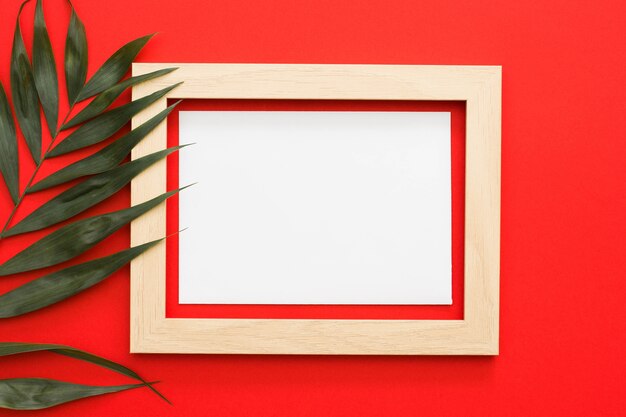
[178,111,452,305]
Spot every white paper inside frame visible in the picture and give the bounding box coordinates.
[178,111,452,305]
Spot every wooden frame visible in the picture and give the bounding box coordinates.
[130,64,501,355]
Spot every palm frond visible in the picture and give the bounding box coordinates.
[0,1,184,409]
[1,0,181,307]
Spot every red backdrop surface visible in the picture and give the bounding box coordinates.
[1,0,626,415]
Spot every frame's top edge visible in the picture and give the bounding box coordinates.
[133,62,501,69]
[132,63,501,81]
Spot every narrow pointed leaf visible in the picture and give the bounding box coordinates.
[11,1,42,163]
[49,83,180,156]
[64,1,87,105]
[30,101,180,192]
[0,342,168,403]
[33,0,59,134]
[5,146,183,237]
[0,238,163,317]
[0,379,144,410]
[76,34,154,101]
[63,68,177,130]
[0,188,182,275]
[0,343,148,381]
[0,83,19,203]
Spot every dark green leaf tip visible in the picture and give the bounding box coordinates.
[18,0,31,14]
[179,183,197,191]
[75,33,157,101]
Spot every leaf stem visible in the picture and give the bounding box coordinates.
[0,103,75,237]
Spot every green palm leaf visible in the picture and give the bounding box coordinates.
[30,101,181,192]
[33,0,59,134]
[5,146,184,237]
[0,379,146,410]
[76,34,154,101]
[62,68,177,130]
[49,83,181,156]
[0,342,168,403]
[64,1,87,105]
[0,83,19,204]
[0,238,163,318]
[11,0,42,163]
[0,188,183,275]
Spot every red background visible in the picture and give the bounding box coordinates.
[1,0,626,415]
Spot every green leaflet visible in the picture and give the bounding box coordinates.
[30,101,181,192]
[0,342,168,404]
[62,68,177,130]
[10,0,42,163]
[0,379,144,410]
[49,83,181,157]
[33,0,59,134]
[0,83,19,203]
[0,188,183,275]
[0,238,163,317]
[76,34,154,102]
[5,146,184,237]
[64,1,87,106]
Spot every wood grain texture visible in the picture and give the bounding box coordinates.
[130,64,501,355]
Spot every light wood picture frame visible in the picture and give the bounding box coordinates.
[130,64,501,355]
